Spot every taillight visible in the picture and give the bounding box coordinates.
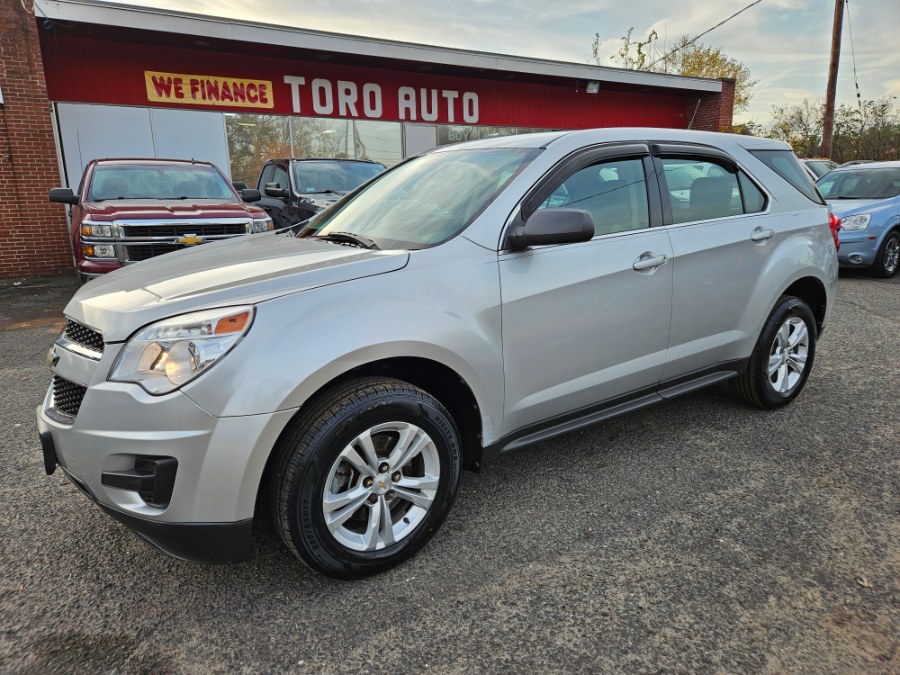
[828,212,841,251]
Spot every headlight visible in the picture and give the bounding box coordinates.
[109,306,254,395]
[251,217,273,233]
[81,222,113,237]
[841,214,870,230]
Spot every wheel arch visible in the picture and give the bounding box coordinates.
[781,276,828,334]
[256,356,485,518]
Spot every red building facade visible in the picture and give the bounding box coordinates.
[0,0,734,277]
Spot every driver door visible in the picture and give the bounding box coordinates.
[499,145,673,435]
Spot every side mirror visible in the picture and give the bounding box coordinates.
[241,189,262,203]
[49,187,79,205]
[264,182,290,199]
[232,181,249,191]
[505,208,595,250]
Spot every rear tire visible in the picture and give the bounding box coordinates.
[268,377,462,579]
[869,231,900,278]
[731,296,817,409]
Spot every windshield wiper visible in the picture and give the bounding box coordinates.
[315,231,379,250]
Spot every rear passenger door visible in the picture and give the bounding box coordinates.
[652,143,772,381]
[499,144,674,434]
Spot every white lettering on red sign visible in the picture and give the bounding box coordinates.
[283,75,479,123]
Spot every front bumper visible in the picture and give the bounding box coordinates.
[40,436,251,563]
[837,234,879,267]
[36,369,295,563]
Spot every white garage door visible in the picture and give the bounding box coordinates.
[55,103,230,188]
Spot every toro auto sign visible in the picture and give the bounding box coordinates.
[144,70,479,123]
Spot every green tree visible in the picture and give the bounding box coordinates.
[593,29,756,113]
[767,97,900,162]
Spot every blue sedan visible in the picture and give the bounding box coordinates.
[817,162,900,278]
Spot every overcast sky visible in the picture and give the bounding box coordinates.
[118,0,900,123]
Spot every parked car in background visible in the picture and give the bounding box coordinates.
[817,161,900,277]
[839,159,874,167]
[50,159,272,280]
[802,158,838,179]
[256,158,385,227]
[38,128,838,578]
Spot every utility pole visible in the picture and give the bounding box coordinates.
[823,0,844,158]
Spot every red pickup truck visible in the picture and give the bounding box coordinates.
[50,158,272,280]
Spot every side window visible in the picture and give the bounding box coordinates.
[258,164,274,190]
[738,171,767,213]
[660,158,741,224]
[273,165,290,190]
[538,157,649,236]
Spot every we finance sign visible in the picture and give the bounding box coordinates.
[145,71,275,109]
[143,70,480,124]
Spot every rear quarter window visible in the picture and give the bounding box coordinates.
[750,150,825,205]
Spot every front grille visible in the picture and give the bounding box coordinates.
[121,223,248,237]
[64,320,104,354]
[125,243,183,261]
[52,376,87,418]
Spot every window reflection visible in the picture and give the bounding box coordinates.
[226,115,402,185]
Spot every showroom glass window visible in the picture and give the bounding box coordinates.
[226,114,402,186]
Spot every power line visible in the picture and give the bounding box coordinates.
[647,0,765,69]
[844,0,863,111]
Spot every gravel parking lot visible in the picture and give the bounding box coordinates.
[1,271,897,673]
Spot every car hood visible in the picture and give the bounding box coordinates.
[826,198,886,217]
[66,233,409,341]
[84,199,265,220]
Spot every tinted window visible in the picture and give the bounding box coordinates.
[273,165,290,190]
[750,150,825,204]
[738,172,767,213]
[538,158,649,236]
[258,164,274,190]
[817,167,900,200]
[660,159,741,224]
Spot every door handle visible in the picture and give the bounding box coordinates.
[632,252,668,271]
[751,227,775,242]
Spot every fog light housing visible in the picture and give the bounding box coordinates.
[101,456,178,507]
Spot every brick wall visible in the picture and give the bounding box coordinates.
[0,0,72,278]
[688,78,736,133]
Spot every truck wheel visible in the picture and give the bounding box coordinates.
[869,231,900,278]
[730,296,817,409]
[269,377,461,578]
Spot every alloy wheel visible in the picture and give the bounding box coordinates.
[768,316,809,395]
[322,421,440,552]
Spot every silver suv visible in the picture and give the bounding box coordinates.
[37,128,839,578]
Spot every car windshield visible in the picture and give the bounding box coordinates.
[817,167,900,200]
[298,148,539,249]
[291,161,385,194]
[88,164,235,201]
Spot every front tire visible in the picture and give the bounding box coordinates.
[731,296,817,409]
[269,377,462,579]
[870,231,900,278]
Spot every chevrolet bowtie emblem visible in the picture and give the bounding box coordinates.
[176,235,205,246]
